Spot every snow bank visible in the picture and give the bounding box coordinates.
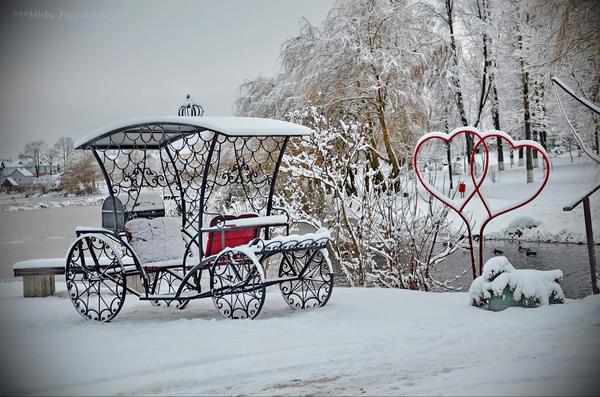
[2,195,103,212]
[469,256,565,309]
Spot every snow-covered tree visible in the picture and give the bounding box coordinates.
[234,0,598,287]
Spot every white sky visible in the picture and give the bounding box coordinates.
[0,0,333,159]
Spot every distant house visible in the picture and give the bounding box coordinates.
[5,168,34,186]
[0,159,58,177]
[1,177,18,192]
[0,159,28,177]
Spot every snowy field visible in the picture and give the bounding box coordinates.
[0,282,598,396]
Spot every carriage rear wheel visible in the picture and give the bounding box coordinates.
[65,234,127,322]
[278,249,333,310]
[210,249,265,319]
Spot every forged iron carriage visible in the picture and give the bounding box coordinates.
[66,116,334,321]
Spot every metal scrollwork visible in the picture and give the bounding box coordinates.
[149,270,190,309]
[201,136,286,218]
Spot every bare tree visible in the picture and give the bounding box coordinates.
[45,146,58,175]
[19,141,47,177]
[54,136,75,171]
[61,152,100,194]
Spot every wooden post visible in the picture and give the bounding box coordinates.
[127,274,145,294]
[23,275,56,297]
[583,197,599,294]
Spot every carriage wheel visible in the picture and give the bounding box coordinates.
[65,234,127,322]
[210,249,265,319]
[149,270,190,310]
[278,249,333,310]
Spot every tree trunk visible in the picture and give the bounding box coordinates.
[487,15,505,172]
[444,106,453,190]
[491,83,504,170]
[474,0,491,129]
[518,147,524,166]
[518,15,533,183]
[365,112,385,188]
[445,0,472,159]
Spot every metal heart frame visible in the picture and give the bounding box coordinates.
[413,127,551,277]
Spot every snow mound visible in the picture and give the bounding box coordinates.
[482,255,516,281]
[469,256,564,309]
[508,216,540,230]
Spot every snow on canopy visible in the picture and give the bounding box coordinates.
[75,116,313,149]
[469,256,565,308]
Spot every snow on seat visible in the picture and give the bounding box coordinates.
[125,217,187,268]
[469,256,565,311]
[223,214,287,228]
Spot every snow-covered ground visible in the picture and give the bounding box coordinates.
[0,282,598,395]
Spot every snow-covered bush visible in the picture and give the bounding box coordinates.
[274,108,467,289]
[469,256,564,310]
[235,0,467,290]
[506,216,541,237]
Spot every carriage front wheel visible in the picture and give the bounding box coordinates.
[210,249,266,319]
[278,249,333,310]
[65,234,127,322]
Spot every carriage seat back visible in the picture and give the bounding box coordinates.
[205,214,259,256]
[125,217,186,264]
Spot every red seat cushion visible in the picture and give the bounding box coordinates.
[205,214,259,256]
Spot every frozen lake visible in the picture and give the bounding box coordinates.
[0,206,100,279]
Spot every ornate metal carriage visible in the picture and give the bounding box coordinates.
[66,116,333,321]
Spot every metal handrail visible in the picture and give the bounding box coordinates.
[563,182,600,212]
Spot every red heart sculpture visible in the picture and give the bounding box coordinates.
[413,128,551,277]
[413,127,488,216]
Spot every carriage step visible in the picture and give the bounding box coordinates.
[143,291,197,300]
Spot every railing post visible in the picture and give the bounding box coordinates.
[583,197,599,295]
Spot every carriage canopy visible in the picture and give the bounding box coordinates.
[78,116,313,245]
[75,116,312,149]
